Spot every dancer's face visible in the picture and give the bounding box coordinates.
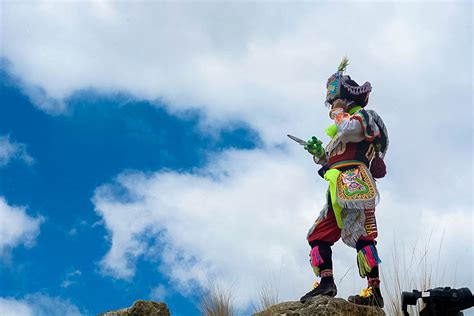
[329,100,347,119]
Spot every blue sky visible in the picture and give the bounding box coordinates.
[0,67,259,315]
[0,2,472,316]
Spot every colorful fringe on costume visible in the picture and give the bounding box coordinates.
[357,245,381,277]
[310,246,324,277]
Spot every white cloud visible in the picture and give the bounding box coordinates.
[93,148,319,306]
[2,2,470,201]
[0,197,43,254]
[0,136,34,166]
[67,220,88,238]
[93,147,472,309]
[60,269,82,289]
[149,284,167,302]
[2,2,470,143]
[2,1,472,311]
[0,294,84,316]
[376,193,473,289]
[0,298,33,316]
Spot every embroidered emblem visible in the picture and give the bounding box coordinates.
[341,169,369,196]
[336,165,377,208]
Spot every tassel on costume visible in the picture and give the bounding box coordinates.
[310,246,324,277]
[357,245,381,278]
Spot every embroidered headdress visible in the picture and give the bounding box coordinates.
[326,57,372,107]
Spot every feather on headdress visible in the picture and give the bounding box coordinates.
[337,57,350,73]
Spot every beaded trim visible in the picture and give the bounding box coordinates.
[341,75,372,95]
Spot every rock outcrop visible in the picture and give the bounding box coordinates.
[99,296,385,316]
[99,300,171,316]
[253,295,385,316]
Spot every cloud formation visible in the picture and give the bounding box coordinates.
[0,136,34,167]
[93,147,472,308]
[2,1,472,311]
[149,285,167,302]
[0,197,43,254]
[60,269,82,289]
[93,148,321,306]
[0,294,84,316]
[2,2,469,143]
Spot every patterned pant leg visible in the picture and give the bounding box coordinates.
[307,206,341,245]
[355,208,381,278]
[359,208,378,241]
[306,207,341,277]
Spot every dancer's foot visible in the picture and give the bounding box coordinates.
[299,278,337,303]
[348,286,384,308]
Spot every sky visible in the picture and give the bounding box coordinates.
[0,1,472,315]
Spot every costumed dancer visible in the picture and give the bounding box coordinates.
[297,57,389,307]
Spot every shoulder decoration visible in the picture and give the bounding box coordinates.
[365,109,389,159]
[351,109,380,142]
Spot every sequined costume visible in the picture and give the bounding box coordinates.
[300,58,388,307]
[307,107,388,251]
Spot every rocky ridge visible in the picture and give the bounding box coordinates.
[253,295,385,316]
[99,296,385,316]
[99,300,170,316]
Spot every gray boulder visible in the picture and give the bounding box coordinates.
[253,295,385,316]
[99,300,171,316]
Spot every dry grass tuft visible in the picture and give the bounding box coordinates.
[200,283,235,316]
[252,281,280,314]
[381,230,452,315]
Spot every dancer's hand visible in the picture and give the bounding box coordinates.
[304,136,325,158]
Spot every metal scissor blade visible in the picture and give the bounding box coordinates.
[287,134,308,146]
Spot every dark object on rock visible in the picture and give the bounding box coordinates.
[254,295,384,316]
[99,300,171,316]
[402,287,474,316]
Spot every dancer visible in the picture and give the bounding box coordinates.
[295,57,389,307]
